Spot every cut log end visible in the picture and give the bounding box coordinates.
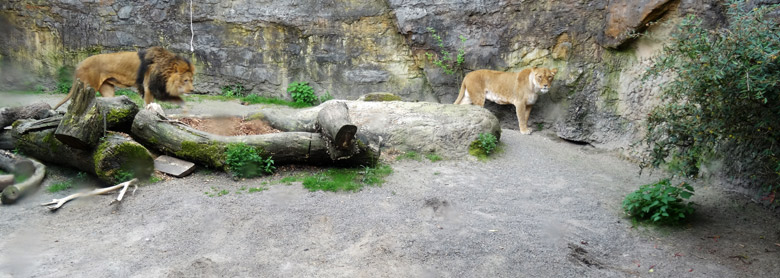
[1,186,19,204]
[334,125,357,150]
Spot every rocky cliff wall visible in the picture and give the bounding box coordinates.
[0,0,735,153]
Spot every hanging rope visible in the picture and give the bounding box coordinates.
[189,0,194,52]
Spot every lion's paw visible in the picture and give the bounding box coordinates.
[519,128,532,135]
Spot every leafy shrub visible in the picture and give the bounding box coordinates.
[55,66,73,94]
[642,0,779,201]
[425,27,467,75]
[225,143,275,178]
[623,179,695,224]
[221,83,245,98]
[287,81,316,106]
[469,133,499,159]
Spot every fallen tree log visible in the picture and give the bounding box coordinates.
[0,149,46,204]
[131,109,377,169]
[12,119,153,185]
[0,102,57,128]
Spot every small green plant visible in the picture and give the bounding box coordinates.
[623,179,695,224]
[149,175,164,183]
[536,122,544,131]
[221,84,245,98]
[396,151,422,161]
[225,143,276,178]
[469,133,499,160]
[114,169,135,183]
[302,164,392,192]
[425,27,467,75]
[248,187,267,193]
[55,66,73,94]
[287,81,316,106]
[318,91,334,103]
[48,180,74,193]
[425,153,443,162]
[239,94,310,108]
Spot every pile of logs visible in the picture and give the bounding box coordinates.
[0,80,376,205]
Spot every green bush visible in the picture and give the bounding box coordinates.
[221,83,245,98]
[55,66,73,94]
[642,0,780,200]
[425,27,467,75]
[623,179,695,224]
[469,133,499,159]
[287,81,316,106]
[225,143,275,178]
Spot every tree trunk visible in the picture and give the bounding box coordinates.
[0,102,57,128]
[54,80,103,149]
[12,119,153,185]
[317,101,358,160]
[132,109,377,169]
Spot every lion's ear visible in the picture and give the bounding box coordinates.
[551,68,558,75]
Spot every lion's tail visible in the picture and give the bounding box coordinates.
[136,49,151,97]
[52,80,79,110]
[453,82,466,104]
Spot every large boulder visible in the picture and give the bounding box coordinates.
[251,100,501,158]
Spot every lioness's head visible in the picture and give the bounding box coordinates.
[165,59,195,96]
[532,68,557,93]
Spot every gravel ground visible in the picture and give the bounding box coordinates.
[1,92,779,277]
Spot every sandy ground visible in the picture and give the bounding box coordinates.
[1,92,779,277]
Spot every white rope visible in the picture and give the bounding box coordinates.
[189,0,194,52]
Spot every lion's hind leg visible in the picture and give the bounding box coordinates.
[98,83,116,98]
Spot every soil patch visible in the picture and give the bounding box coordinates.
[178,117,281,136]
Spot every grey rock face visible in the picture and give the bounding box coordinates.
[0,0,736,154]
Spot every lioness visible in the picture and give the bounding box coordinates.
[53,47,195,110]
[454,68,557,134]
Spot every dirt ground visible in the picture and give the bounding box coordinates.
[178,116,281,136]
[1,92,779,277]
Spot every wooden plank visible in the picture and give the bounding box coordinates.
[154,155,196,178]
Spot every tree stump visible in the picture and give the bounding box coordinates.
[54,80,103,149]
[317,101,358,160]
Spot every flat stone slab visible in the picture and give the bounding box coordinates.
[154,155,196,178]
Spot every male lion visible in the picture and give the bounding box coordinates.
[52,47,195,110]
[454,67,557,134]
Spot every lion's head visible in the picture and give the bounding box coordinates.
[164,59,195,97]
[532,68,557,93]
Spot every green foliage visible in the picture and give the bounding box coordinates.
[287,81,316,106]
[48,180,74,193]
[221,83,245,98]
[396,151,422,161]
[642,1,780,200]
[225,143,275,178]
[239,94,311,108]
[425,153,443,162]
[55,66,73,94]
[425,27,467,75]
[318,91,334,103]
[623,179,695,224]
[248,187,267,193]
[469,133,499,160]
[301,164,393,192]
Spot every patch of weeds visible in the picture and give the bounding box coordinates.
[279,175,301,185]
[469,133,499,159]
[248,187,267,193]
[623,178,695,225]
[287,81,316,106]
[536,122,544,131]
[302,164,393,192]
[397,151,422,161]
[425,153,443,162]
[205,186,230,197]
[47,180,74,193]
[114,169,135,183]
[225,143,276,179]
[318,91,334,103]
[425,27,467,75]
[240,94,311,108]
[47,172,87,193]
[148,175,164,183]
[55,66,73,94]
[221,83,245,98]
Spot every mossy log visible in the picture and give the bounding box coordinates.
[131,109,377,169]
[12,118,153,185]
[0,149,46,204]
[0,102,57,128]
